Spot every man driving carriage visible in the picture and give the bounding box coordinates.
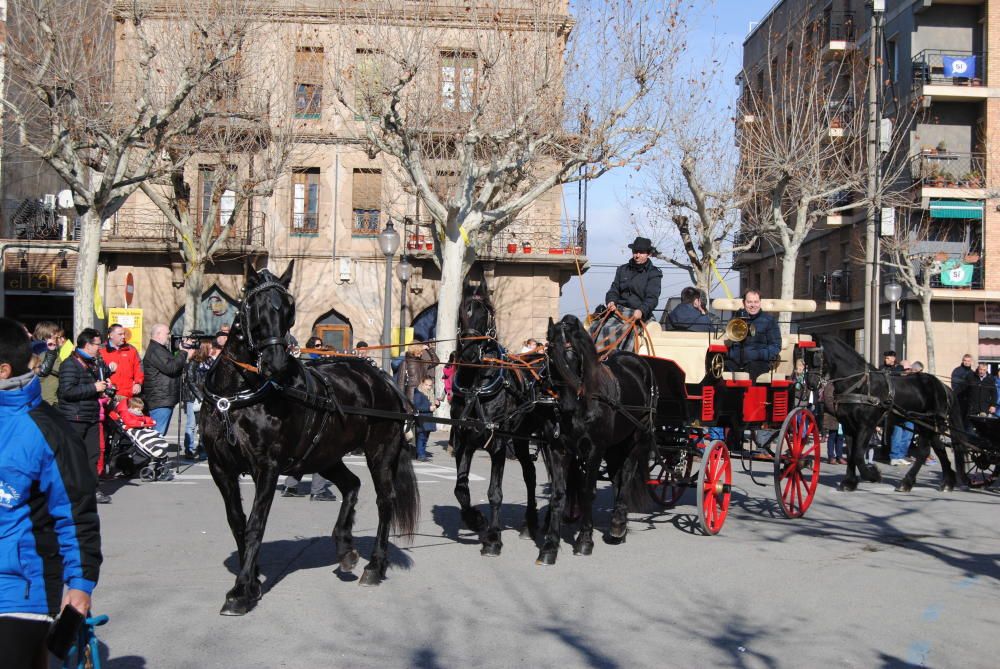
[594,236,663,351]
[724,289,781,379]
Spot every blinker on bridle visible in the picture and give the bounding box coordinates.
[237,272,296,360]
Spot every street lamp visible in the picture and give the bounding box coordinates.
[884,279,903,354]
[378,221,401,371]
[396,256,413,357]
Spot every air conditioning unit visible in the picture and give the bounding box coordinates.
[42,194,56,210]
[338,257,352,283]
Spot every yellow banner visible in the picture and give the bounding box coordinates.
[391,326,414,357]
[108,308,144,354]
[93,275,105,320]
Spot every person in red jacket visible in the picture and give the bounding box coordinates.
[110,396,156,430]
[100,323,143,400]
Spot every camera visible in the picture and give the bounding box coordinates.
[170,331,214,352]
[102,383,118,400]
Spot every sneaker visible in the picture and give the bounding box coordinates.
[891,458,911,466]
[281,487,305,498]
[95,491,111,504]
[310,490,338,502]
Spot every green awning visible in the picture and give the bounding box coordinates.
[930,199,983,219]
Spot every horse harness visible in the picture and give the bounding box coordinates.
[834,369,948,433]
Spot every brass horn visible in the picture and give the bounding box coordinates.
[724,317,751,342]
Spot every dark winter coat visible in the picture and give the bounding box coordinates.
[142,340,186,410]
[396,349,439,402]
[667,302,712,332]
[727,310,781,363]
[57,351,111,423]
[950,364,975,406]
[182,357,215,404]
[605,259,663,319]
[413,388,436,434]
[968,372,997,416]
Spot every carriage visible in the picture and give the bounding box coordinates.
[965,415,1000,488]
[629,298,823,535]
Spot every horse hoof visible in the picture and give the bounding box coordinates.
[605,533,626,546]
[481,543,502,557]
[339,549,360,572]
[838,479,858,492]
[894,482,913,493]
[535,550,557,566]
[519,526,535,541]
[359,569,383,587]
[937,483,954,493]
[957,484,971,493]
[573,541,594,556]
[220,597,250,616]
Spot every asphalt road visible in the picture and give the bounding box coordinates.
[88,430,998,669]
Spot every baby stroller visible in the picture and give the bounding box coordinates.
[105,416,174,482]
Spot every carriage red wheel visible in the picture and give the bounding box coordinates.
[774,407,821,519]
[647,451,694,508]
[698,440,731,535]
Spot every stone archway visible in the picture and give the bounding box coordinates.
[313,307,353,351]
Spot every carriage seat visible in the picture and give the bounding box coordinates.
[639,321,724,383]
[754,334,816,384]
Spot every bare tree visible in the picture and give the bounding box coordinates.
[736,17,917,331]
[2,0,254,335]
[136,28,298,333]
[328,0,691,363]
[882,211,977,375]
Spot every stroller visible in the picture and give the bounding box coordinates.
[105,411,173,482]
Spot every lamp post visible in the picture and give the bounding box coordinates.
[396,256,412,355]
[378,221,400,372]
[884,279,902,354]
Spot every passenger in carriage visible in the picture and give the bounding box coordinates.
[724,289,781,379]
[667,286,712,333]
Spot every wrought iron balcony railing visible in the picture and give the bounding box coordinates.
[911,151,985,188]
[912,49,985,86]
[399,217,587,259]
[107,210,266,248]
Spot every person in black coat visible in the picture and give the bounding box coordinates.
[951,353,975,429]
[605,236,663,322]
[142,323,194,436]
[725,289,782,378]
[668,286,712,332]
[57,328,113,504]
[968,362,997,417]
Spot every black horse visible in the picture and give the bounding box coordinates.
[543,314,656,560]
[450,289,555,556]
[200,263,419,615]
[815,334,967,492]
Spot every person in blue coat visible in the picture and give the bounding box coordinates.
[668,287,713,332]
[725,289,782,378]
[0,318,102,668]
[413,376,439,462]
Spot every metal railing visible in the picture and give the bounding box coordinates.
[400,217,587,258]
[290,212,319,233]
[108,210,266,247]
[813,272,851,302]
[352,209,381,236]
[911,151,985,188]
[912,49,985,86]
[822,11,856,43]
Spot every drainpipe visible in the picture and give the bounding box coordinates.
[331,153,339,261]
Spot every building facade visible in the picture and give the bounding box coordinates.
[0,0,586,352]
[739,0,997,371]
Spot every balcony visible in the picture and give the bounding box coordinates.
[812,271,852,306]
[400,217,587,263]
[825,97,855,139]
[912,50,988,102]
[929,255,984,290]
[104,210,266,253]
[911,151,986,199]
[820,11,857,60]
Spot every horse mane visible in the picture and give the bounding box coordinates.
[816,334,873,376]
[548,315,602,396]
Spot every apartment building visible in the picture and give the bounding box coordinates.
[738,0,998,368]
[0,0,586,351]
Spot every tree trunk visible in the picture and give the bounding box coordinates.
[920,290,936,375]
[183,258,206,333]
[777,248,799,334]
[434,232,468,373]
[695,265,711,304]
[73,209,102,337]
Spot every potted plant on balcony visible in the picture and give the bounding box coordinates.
[522,241,532,253]
[936,140,948,154]
[506,235,518,253]
[963,170,984,188]
[924,164,945,187]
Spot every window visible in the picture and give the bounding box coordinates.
[294,47,324,119]
[886,39,898,84]
[355,49,382,118]
[198,165,237,231]
[291,168,320,233]
[352,169,382,236]
[440,51,477,113]
[316,325,351,352]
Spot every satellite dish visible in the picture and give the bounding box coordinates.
[57,190,74,209]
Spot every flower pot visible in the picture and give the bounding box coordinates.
[522,244,532,253]
[548,248,563,254]
[424,241,434,250]
[507,243,517,253]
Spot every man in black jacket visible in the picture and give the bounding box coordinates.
[968,361,997,417]
[725,289,782,379]
[57,328,112,504]
[596,236,663,351]
[951,353,975,430]
[143,324,194,436]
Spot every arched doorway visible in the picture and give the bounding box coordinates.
[313,307,352,351]
[170,284,239,336]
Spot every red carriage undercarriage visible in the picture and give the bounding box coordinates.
[605,298,822,535]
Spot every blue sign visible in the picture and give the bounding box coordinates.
[943,56,976,78]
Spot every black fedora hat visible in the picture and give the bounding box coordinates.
[628,236,655,253]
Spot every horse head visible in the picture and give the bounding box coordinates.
[546,314,599,396]
[459,286,496,338]
[235,261,296,379]
[814,334,871,381]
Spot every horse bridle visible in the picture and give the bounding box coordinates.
[234,272,296,369]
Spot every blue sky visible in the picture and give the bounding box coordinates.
[559,0,776,318]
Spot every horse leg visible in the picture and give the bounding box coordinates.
[573,448,601,556]
[481,446,507,557]
[359,447,399,586]
[840,424,880,491]
[895,432,927,493]
[931,433,960,492]
[515,438,538,540]
[453,434,487,532]
[536,445,567,566]
[321,461,362,571]
[220,466,280,616]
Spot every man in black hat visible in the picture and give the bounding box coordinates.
[594,236,662,351]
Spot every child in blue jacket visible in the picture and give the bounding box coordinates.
[413,377,439,461]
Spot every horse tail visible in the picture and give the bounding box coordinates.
[390,433,421,540]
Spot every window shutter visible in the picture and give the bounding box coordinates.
[352,170,382,211]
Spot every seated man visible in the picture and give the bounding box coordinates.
[594,235,663,351]
[724,289,781,378]
[668,286,712,333]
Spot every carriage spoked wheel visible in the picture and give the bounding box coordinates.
[647,450,695,508]
[698,440,731,535]
[963,452,997,488]
[773,407,821,519]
